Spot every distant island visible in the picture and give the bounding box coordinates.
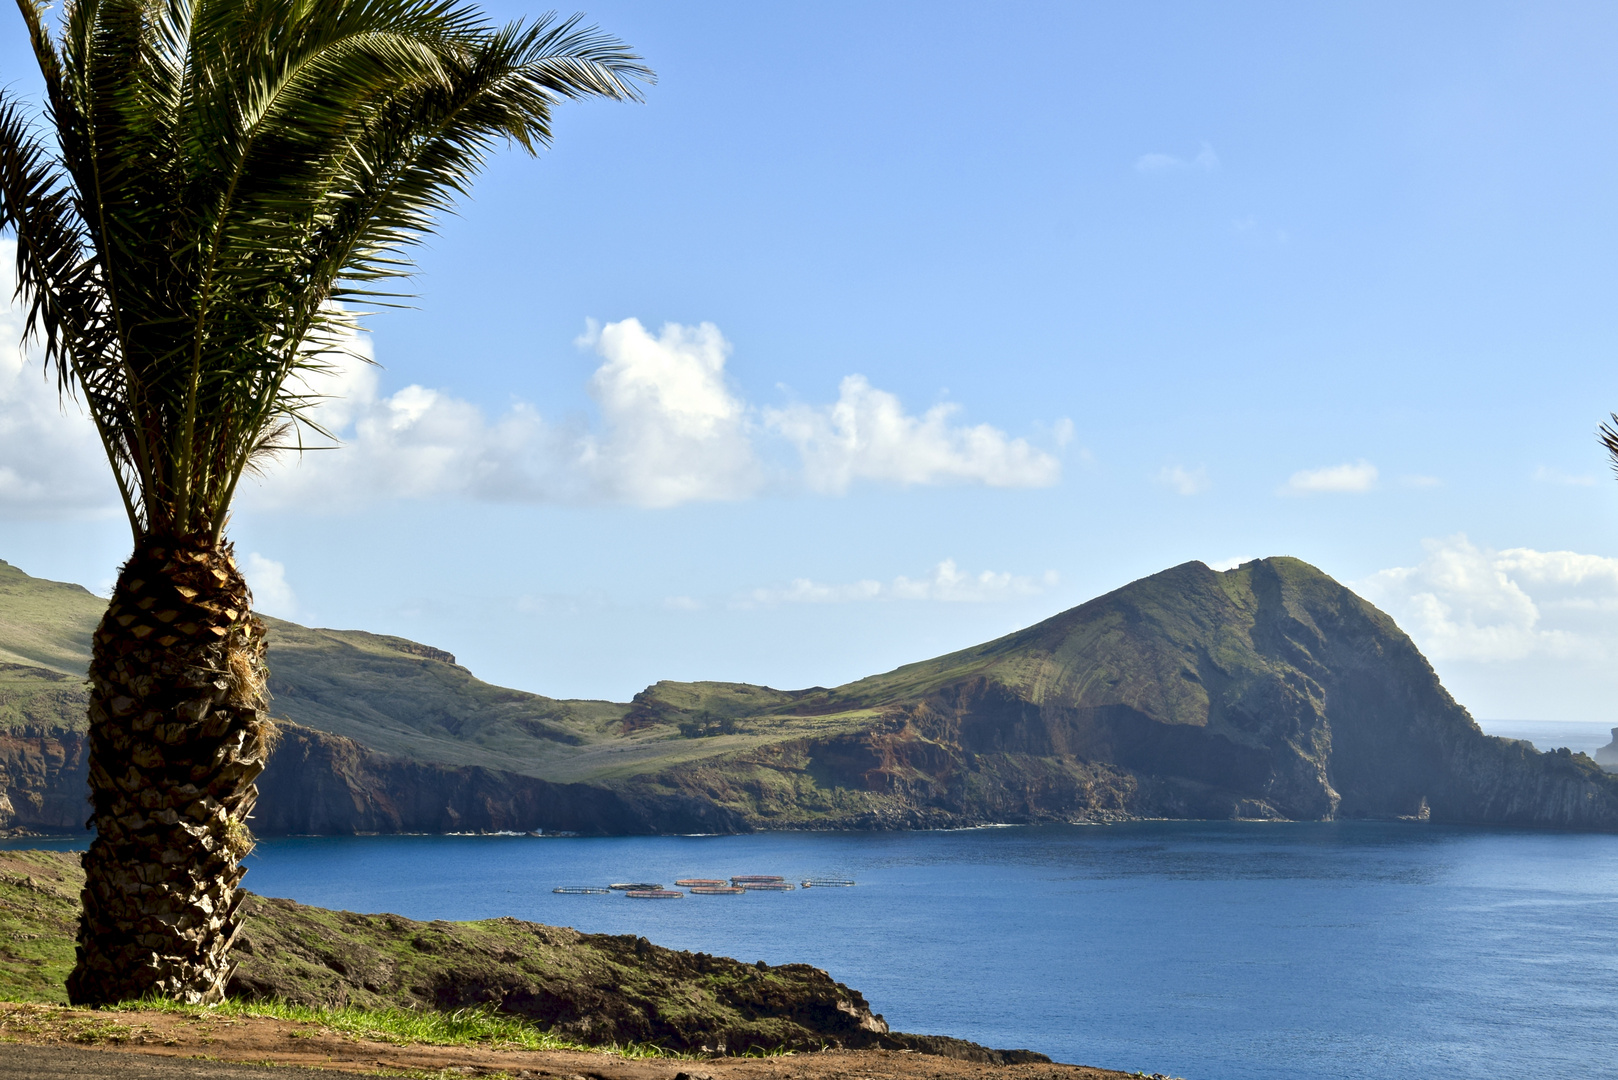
[3,555,1616,836]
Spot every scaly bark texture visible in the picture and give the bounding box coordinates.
[67,537,274,1005]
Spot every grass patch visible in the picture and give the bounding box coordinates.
[119,998,688,1058]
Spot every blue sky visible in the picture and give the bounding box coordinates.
[5,1,1618,723]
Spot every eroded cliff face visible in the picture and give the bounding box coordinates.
[252,723,749,836]
[0,726,88,832]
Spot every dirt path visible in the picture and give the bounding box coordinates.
[0,1044,293,1078]
[0,1003,1152,1080]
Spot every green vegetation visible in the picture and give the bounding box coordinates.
[120,999,658,1055]
[0,561,101,681]
[0,850,79,1003]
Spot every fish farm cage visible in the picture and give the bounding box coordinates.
[557,874,850,896]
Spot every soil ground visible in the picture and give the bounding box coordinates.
[0,1003,1151,1080]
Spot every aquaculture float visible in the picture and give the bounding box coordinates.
[625,889,684,899]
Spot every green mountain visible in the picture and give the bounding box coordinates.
[2,554,1616,835]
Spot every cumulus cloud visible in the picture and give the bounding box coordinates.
[244,329,593,508]
[765,377,1060,493]
[0,278,1061,513]
[1135,142,1219,174]
[583,318,761,506]
[248,318,1058,509]
[1278,460,1377,496]
[244,553,297,617]
[1356,535,1618,664]
[1156,464,1209,495]
[741,559,1059,607]
[0,241,122,518]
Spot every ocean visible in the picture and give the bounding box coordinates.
[32,821,1606,1080]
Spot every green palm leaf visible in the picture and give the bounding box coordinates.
[3,0,650,542]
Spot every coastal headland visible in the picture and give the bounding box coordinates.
[1,554,1613,837]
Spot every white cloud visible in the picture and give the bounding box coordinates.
[765,376,1060,493]
[0,241,122,518]
[1356,535,1618,664]
[1208,555,1254,572]
[249,318,1056,509]
[1156,464,1209,495]
[1534,465,1598,487]
[744,559,1059,607]
[585,318,761,507]
[245,330,596,508]
[0,282,1058,513]
[244,553,297,618]
[1135,142,1219,174]
[1278,460,1378,496]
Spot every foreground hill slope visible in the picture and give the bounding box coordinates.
[1,555,1613,834]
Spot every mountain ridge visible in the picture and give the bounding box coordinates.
[2,554,1616,835]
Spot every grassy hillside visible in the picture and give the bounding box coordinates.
[0,557,904,784]
[0,562,102,682]
[0,559,642,778]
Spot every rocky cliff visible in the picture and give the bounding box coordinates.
[254,722,751,836]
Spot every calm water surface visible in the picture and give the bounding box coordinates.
[17,822,1618,1080]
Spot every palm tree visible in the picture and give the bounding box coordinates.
[0,0,648,1005]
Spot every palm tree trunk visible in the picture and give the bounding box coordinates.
[66,537,274,1005]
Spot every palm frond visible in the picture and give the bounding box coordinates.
[1601,415,1618,477]
[2,0,651,541]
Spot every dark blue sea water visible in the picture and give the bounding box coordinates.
[14,822,1618,1080]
